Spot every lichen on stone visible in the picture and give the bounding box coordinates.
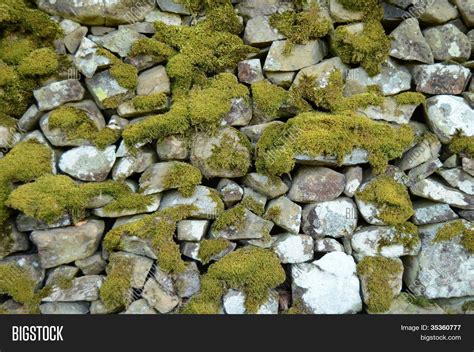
[241,197,265,216]
[433,220,473,253]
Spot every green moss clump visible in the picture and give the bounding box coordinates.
[122,74,249,148]
[198,239,231,264]
[433,220,474,253]
[99,257,132,311]
[0,60,16,86]
[264,206,282,221]
[103,205,197,273]
[207,131,252,176]
[0,263,51,313]
[394,92,425,106]
[356,175,414,225]
[256,112,414,176]
[449,134,474,158]
[462,301,474,312]
[17,48,58,76]
[48,106,119,149]
[402,293,435,308]
[162,162,202,197]
[182,247,285,314]
[212,204,246,232]
[269,5,333,54]
[132,93,168,111]
[357,256,402,313]
[337,0,383,18]
[241,197,265,216]
[129,38,176,61]
[110,62,138,90]
[377,222,420,252]
[331,20,390,76]
[6,175,155,224]
[200,2,243,35]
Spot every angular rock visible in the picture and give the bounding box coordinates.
[137,65,170,96]
[314,238,345,253]
[398,134,441,171]
[181,241,236,263]
[415,0,458,25]
[413,64,471,95]
[34,80,85,111]
[243,16,285,46]
[89,28,145,57]
[142,278,180,313]
[453,0,474,27]
[223,98,253,127]
[43,275,104,302]
[16,213,71,232]
[112,147,157,180]
[423,24,471,62]
[242,173,288,199]
[86,70,133,110]
[64,26,88,54]
[272,234,314,264]
[40,302,90,314]
[211,208,273,240]
[156,135,188,161]
[264,196,301,234]
[176,220,210,241]
[412,200,459,225]
[407,158,443,184]
[174,262,201,298]
[108,252,153,289]
[123,299,156,314]
[223,289,279,314]
[216,179,243,207]
[437,168,474,195]
[389,19,433,64]
[74,37,113,78]
[357,97,418,124]
[0,221,29,259]
[410,178,474,209]
[264,40,327,72]
[329,0,364,22]
[344,166,363,197]
[238,59,264,84]
[75,253,107,275]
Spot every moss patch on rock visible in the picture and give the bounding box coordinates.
[99,257,133,311]
[162,162,202,197]
[433,220,474,253]
[449,134,474,158]
[131,93,168,111]
[212,204,247,232]
[377,222,420,252]
[198,239,231,264]
[182,247,285,314]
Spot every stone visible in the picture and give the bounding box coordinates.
[403,221,474,298]
[223,289,279,314]
[423,24,471,62]
[410,178,474,209]
[314,238,345,253]
[211,208,273,240]
[223,98,253,127]
[398,133,441,171]
[243,16,285,46]
[174,262,200,298]
[75,253,107,275]
[302,197,358,239]
[344,59,412,96]
[123,299,156,314]
[60,19,81,35]
[177,220,210,241]
[384,293,445,314]
[292,57,349,89]
[156,135,188,160]
[64,26,88,54]
[242,187,267,215]
[117,97,169,118]
[413,64,471,95]
[407,158,443,184]
[31,220,105,269]
[34,80,85,111]
[424,95,474,144]
[159,186,224,219]
[294,148,369,167]
[156,0,191,15]
[437,168,474,195]
[241,121,283,144]
[264,40,328,72]
[90,300,115,314]
[74,37,113,78]
[109,252,153,289]
[89,28,145,57]
[389,19,434,64]
[137,65,171,96]
[190,127,251,178]
[0,254,45,287]
[16,213,71,233]
[289,166,345,203]
[40,302,90,314]
[453,0,474,27]
[139,162,191,195]
[344,166,363,197]
[265,71,296,88]
[272,234,314,264]
[85,70,133,110]
[412,200,459,225]
[329,0,364,22]
[181,241,236,263]
[291,252,362,314]
[264,196,301,234]
[238,59,264,84]
[59,145,116,182]
[18,105,42,132]
[414,0,459,25]
[145,10,182,26]
[242,173,288,199]
[216,179,243,207]
[112,147,157,180]
[46,266,80,287]
[43,275,104,302]
[351,226,421,260]
[0,221,29,259]
[357,97,418,124]
[142,278,180,313]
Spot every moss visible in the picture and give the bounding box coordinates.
[401,293,435,308]
[0,35,36,66]
[241,197,265,216]
[0,60,16,86]
[110,62,138,91]
[162,162,202,197]
[93,127,121,149]
[331,20,390,76]
[377,222,420,252]
[462,301,474,312]
[356,175,414,225]
[357,256,402,313]
[207,131,252,176]
[449,134,474,158]
[264,206,282,222]
[99,257,132,311]
[182,247,285,314]
[269,5,333,54]
[394,92,425,106]
[286,299,310,314]
[103,205,197,274]
[129,38,176,60]
[123,74,249,148]
[6,175,155,224]
[0,262,51,313]
[201,2,243,35]
[0,113,16,127]
[17,48,58,76]
[256,112,414,176]
[198,239,231,264]
[132,93,168,111]
[433,220,474,253]
[338,0,383,17]
[212,204,246,232]
[0,140,53,229]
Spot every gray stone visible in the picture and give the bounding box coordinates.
[74,37,113,78]
[31,220,105,269]
[142,278,180,313]
[216,179,243,207]
[181,241,236,263]
[145,10,182,25]
[291,252,362,314]
[75,253,107,275]
[108,252,153,289]
[34,80,85,111]
[43,275,104,302]
[329,0,364,22]
[18,105,42,132]
[40,302,90,314]
[0,254,45,287]
[237,0,294,19]
[437,168,474,195]
[123,299,156,314]
[264,196,301,234]
[398,134,441,171]
[453,0,474,27]
[45,266,79,287]
[344,166,363,197]
[156,0,191,15]
[59,145,116,182]
[264,40,328,72]
[223,289,279,314]
[242,173,288,199]
[238,59,264,84]
[413,64,471,95]
[223,98,253,127]
[292,57,349,89]
[243,16,285,46]
[289,166,345,203]
[384,293,445,314]
[295,148,369,167]
[117,96,169,118]
[112,147,157,180]
[64,26,88,54]
[389,19,434,64]
[89,28,145,57]
[403,220,474,299]
[265,71,296,88]
[314,238,345,253]
[0,221,29,259]
[423,24,471,62]
[302,197,358,239]
[357,97,418,124]
[139,161,196,195]
[407,158,443,184]
[177,220,210,241]
[272,234,314,264]
[242,187,267,215]
[137,65,170,96]
[156,135,188,161]
[174,262,200,298]
[85,70,133,110]
[412,200,459,225]
[410,178,474,209]
[414,0,458,25]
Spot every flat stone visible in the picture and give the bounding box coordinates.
[264,40,327,72]
[329,0,364,22]
[0,221,29,259]
[314,238,345,253]
[243,16,285,46]
[89,28,145,57]
[145,10,182,25]
[123,299,156,314]
[64,26,88,54]
[156,0,191,15]
[112,147,157,181]
[75,253,107,275]
[264,196,301,234]
[43,275,104,302]
[413,64,471,95]
[357,97,418,124]
[181,241,236,263]
[156,135,188,161]
[424,23,471,63]
[242,173,288,199]
[108,252,153,289]
[438,168,474,195]
[293,57,349,89]
[407,158,443,184]
[74,37,113,78]
[238,59,264,84]
[237,0,294,19]
[142,278,180,313]
[85,70,133,110]
[216,179,243,207]
[223,289,279,314]
[453,0,474,27]
[415,0,459,24]
[137,65,170,96]
[389,18,434,64]
[34,80,85,111]
[410,178,474,209]
[272,234,314,264]
[0,254,45,287]
[18,105,43,132]
[40,302,90,314]
[384,293,445,314]
[174,262,201,298]
[222,98,253,127]
[176,220,210,241]
[412,200,459,225]
[398,133,441,171]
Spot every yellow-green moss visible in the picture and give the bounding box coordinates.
[198,238,231,264]
[377,222,420,252]
[241,197,265,216]
[449,134,474,158]
[402,293,435,308]
[182,247,285,314]
[201,2,243,35]
[256,112,414,176]
[6,175,155,224]
[357,256,402,313]
[129,38,176,61]
[264,205,282,221]
[207,131,252,176]
[212,204,246,232]
[337,0,384,18]
[131,93,168,111]
[17,48,58,76]
[0,60,17,86]
[162,162,202,197]
[269,5,333,54]
[99,256,133,311]
[394,92,426,106]
[462,300,474,312]
[331,20,390,76]
[433,220,474,253]
[357,175,414,225]
[110,62,138,90]
[103,205,197,273]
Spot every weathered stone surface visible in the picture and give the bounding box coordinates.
[112,147,157,180]
[64,26,88,54]
[403,221,474,299]
[264,40,327,72]
[413,64,471,95]
[34,80,85,111]
[272,234,314,264]
[293,57,349,89]
[407,158,443,184]
[156,135,188,161]
[137,65,171,96]
[123,299,156,314]
[389,19,433,64]
[423,24,471,62]
[181,241,236,263]
[314,238,345,253]
[177,220,210,241]
[357,97,418,124]
[211,208,273,240]
[40,302,90,314]
[265,196,301,234]
[344,166,363,197]
[329,0,363,22]
[16,213,71,233]
[453,0,474,27]
[398,134,441,171]
[43,275,104,302]
[142,278,180,313]
[216,179,243,207]
[90,28,145,57]
[139,162,188,195]
[384,293,445,314]
[292,252,362,314]
[75,253,107,275]
[243,15,285,46]
[85,70,133,109]
[223,98,253,127]
[0,222,29,259]
[414,0,459,24]
[223,289,279,314]
[412,200,459,225]
[174,262,200,298]
[437,168,474,195]
[74,37,113,78]
[410,178,474,209]
[242,173,288,199]
[31,220,104,269]
[238,59,264,84]
[237,0,294,19]
[109,252,153,289]
[289,166,345,203]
